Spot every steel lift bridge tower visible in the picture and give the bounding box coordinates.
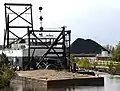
[3,3,71,70]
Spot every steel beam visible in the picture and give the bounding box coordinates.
[4,3,32,6]
[32,30,71,32]
[9,26,32,28]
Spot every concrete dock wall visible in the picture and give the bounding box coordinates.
[11,76,47,88]
[11,76,104,88]
[47,77,104,87]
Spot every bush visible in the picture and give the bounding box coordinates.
[112,42,120,61]
[92,61,98,69]
[77,58,90,69]
[0,53,8,68]
[0,53,14,88]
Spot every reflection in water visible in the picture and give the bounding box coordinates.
[1,74,120,91]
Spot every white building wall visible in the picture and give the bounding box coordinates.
[0,50,23,67]
[23,49,63,57]
[0,49,23,57]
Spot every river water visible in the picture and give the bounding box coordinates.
[1,73,120,91]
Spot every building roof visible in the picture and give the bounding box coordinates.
[70,38,109,54]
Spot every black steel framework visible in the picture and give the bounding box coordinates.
[4,3,33,49]
[4,3,71,69]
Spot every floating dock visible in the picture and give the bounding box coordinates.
[11,70,104,88]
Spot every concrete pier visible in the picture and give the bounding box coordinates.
[11,70,104,88]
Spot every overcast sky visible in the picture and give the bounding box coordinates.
[0,0,120,46]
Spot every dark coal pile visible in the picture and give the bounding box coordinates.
[70,38,108,54]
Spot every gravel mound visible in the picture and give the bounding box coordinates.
[16,70,92,80]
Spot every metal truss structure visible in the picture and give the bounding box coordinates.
[4,3,71,69]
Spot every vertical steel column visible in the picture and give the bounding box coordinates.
[6,15,9,48]
[62,27,67,68]
[29,5,34,67]
[3,29,6,49]
[30,5,33,31]
[28,27,30,68]
[68,31,71,71]
[4,4,7,49]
